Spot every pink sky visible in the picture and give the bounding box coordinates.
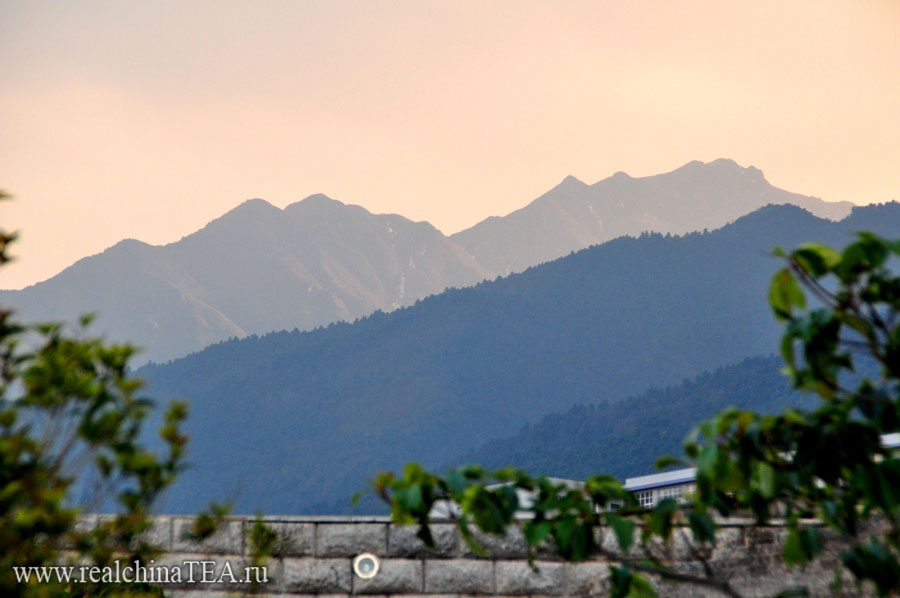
[1,0,898,289]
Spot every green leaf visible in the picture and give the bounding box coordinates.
[405,484,423,511]
[458,515,487,557]
[445,468,467,494]
[784,529,805,565]
[609,566,634,598]
[842,541,900,596]
[687,511,717,545]
[606,513,635,552]
[794,245,839,277]
[784,527,822,566]
[654,455,682,470]
[628,574,657,598]
[610,567,657,598]
[524,520,551,546]
[648,499,678,539]
[770,269,806,320]
[756,462,776,499]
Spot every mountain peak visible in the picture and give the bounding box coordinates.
[237,197,277,210]
[672,158,741,173]
[283,193,352,213]
[590,170,631,188]
[708,157,740,169]
[110,237,152,250]
[299,193,340,205]
[667,158,770,183]
[218,198,281,220]
[555,174,588,190]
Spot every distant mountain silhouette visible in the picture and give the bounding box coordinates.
[0,195,489,363]
[138,202,900,514]
[0,160,855,364]
[451,159,853,274]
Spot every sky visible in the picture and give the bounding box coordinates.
[1,0,898,289]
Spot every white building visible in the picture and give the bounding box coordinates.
[624,468,696,509]
[623,433,900,509]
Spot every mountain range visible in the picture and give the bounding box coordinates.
[137,201,900,514]
[1,159,852,364]
[1,196,489,363]
[450,158,852,274]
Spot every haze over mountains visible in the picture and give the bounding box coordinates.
[451,158,853,274]
[139,202,900,514]
[1,195,489,363]
[1,159,852,364]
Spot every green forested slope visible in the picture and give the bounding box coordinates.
[456,355,814,480]
[139,202,900,513]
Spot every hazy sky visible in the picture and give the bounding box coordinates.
[1,1,898,289]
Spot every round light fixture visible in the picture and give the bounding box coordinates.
[353,553,380,579]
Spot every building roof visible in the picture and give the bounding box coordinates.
[624,468,697,492]
[882,432,900,449]
[623,434,900,493]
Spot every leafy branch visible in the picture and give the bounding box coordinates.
[367,232,900,597]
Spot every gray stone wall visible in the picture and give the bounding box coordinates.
[72,515,870,598]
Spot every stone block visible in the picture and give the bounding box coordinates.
[352,558,423,594]
[137,516,172,551]
[145,551,198,589]
[597,526,641,559]
[163,592,236,598]
[245,520,315,557]
[461,525,529,558]
[282,557,352,593]
[59,515,98,549]
[495,560,564,595]
[708,527,746,563]
[75,514,98,533]
[316,523,387,557]
[424,559,493,594]
[388,523,457,558]
[172,518,244,555]
[565,561,611,596]
[193,555,254,590]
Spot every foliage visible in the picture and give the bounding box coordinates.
[244,515,293,593]
[370,232,900,597]
[0,192,189,597]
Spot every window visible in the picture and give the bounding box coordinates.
[636,490,654,508]
[658,484,693,502]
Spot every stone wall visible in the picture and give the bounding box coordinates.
[73,515,869,598]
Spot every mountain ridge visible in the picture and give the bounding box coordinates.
[137,201,899,513]
[0,194,489,363]
[451,158,852,274]
[1,160,857,364]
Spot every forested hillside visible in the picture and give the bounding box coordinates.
[456,355,814,481]
[140,202,900,513]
